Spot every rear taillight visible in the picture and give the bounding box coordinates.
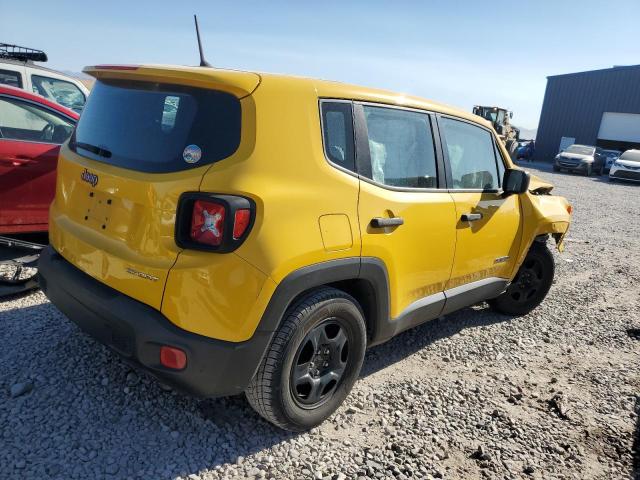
[176,193,255,252]
[190,200,226,247]
[233,209,251,239]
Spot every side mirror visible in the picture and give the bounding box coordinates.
[503,168,530,196]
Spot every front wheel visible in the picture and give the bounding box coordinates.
[245,287,367,431]
[489,243,555,316]
[585,164,593,176]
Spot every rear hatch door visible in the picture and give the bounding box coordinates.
[51,66,259,309]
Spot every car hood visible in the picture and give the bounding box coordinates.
[528,173,554,194]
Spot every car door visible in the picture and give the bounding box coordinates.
[354,103,457,324]
[438,115,522,295]
[0,95,75,232]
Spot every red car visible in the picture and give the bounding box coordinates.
[0,85,79,234]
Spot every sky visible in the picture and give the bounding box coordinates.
[2,0,639,129]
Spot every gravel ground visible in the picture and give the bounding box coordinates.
[1,163,639,480]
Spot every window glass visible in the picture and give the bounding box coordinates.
[363,105,437,188]
[0,69,23,88]
[440,118,499,190]
[0,97,74,143]
[321,102,355,172]
[71,79,241,173]
[31,74,86,113]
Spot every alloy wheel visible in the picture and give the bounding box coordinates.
[290,319,350,408]
[506,257,545,303]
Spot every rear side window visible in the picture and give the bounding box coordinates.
[440,118,500,190]
[363,105,438,188]
[71,80,241,173]
[0,69,22,88]
[321,101,355,172]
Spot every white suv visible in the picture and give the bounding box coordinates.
[0,43,90,113]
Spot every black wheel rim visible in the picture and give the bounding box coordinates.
[506,256,545,304]
[290,318,350,409]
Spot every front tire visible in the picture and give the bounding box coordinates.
[489,243,555,316]
[245,287,367,431]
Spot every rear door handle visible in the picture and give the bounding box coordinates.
[370,217,404,228]
[461,213,483,222]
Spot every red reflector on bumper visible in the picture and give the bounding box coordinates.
[160,346,187,370]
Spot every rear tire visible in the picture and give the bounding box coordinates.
[245,287,367,431]
[489,243,555,316]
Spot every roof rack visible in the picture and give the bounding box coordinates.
[0,43,48,62]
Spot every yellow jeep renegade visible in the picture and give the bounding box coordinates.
[39,64,571,431]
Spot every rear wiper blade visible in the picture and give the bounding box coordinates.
[74,141,112,158]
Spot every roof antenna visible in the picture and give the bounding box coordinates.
[194,15,211,67]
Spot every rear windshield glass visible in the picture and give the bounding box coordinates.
[71,79,241,173]
[565,145,594,155]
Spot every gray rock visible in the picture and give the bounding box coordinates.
[10,382,33,398]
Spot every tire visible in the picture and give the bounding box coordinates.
[552,165,560,172]
[245,287,367,431]
[598,164,604,176]
[585,164,592,176]
[489,243,555,316]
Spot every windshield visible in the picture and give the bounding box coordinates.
[71,79,241,173]
[565,145,594,155]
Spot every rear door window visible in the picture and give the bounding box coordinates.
[362,105,438,188]
[440,117,500,190]
[71,79,242,173]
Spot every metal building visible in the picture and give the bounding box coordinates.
[535,65,640,161]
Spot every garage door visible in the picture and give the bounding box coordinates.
[598,112,640,142]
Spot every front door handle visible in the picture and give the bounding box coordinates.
[461,213,483,222]
[370,217,404,228]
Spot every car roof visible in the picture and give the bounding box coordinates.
[84,64,491,128]
[0,84,79,119]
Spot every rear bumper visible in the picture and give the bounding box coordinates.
[38,246,270,397]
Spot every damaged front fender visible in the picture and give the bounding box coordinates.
[510,189,572,277]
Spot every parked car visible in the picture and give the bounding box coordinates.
[602,149,621,174]
[609,149,640,183]
[39,64,572,432]
[0,85,79,234]
[0,43,90,113]
[553,144,606,176]
[516,140,535,160]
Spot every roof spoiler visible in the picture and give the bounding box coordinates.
[0,43,47,62]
